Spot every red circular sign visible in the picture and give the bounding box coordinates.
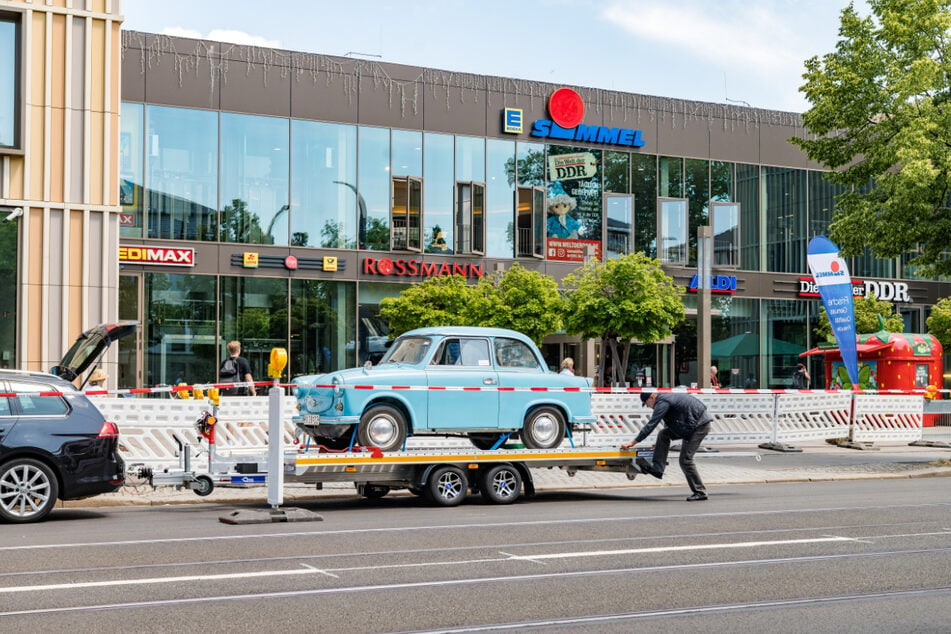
[377,258,394,275]
[831,260,840,273]
[548,88,585,128]
[284,255,298,270]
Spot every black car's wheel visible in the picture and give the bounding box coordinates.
[480,464,522,504]
[357,405,408,452]
[468,433,506,451]
[0,458,60,524]
[521,407,565,449]
[424,466,468,507]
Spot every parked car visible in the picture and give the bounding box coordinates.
[292,326,595,452]
[0,321,135,523]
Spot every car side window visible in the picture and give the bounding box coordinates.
[9,380,69,416]
[0,395,11,417]
[494,338,541,370]
[433,338,491,367]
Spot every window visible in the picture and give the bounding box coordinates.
[494,338,541,370]
[0,13,21,151]
[433,338,490,367]
[9,382,68,416]
[516,186,545,258]
[0,395,12,417]
[658,198,688,264]
[391,177,422,251]
[455,182,485,254]
[710,201,740,267]
[605,194,633,259]
[120,103,144,237]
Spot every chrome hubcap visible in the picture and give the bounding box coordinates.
[366,415,398,446]
[530,414,557,444]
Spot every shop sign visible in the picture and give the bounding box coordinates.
[230,253,343,272]
[506,87,646,148]
[119,246,194,266]
[687,274,737,293]
[797,277,912,303]
[363,257,484,279]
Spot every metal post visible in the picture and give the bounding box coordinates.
[698,226,712,388]
[267,382,284,508]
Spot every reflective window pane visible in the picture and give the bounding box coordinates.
[632,153,657,257]
[358,126,390,250]
[220,276,289,380]
[0,17,18,148]
[424,132,454,252]
[486,139,515,258]
[711,202,740,267]
[391,129,422,177]
[736,163,760,270]
[119,103,144,237]
[606,195,633,259]
[456,135,485,182]
[147,106,219,241]
[290,279,356,375]
[291,120,357,248]
[764,167,807,273]
[603,151,630,194]
[220,113,289,245]
[658,198,687,264]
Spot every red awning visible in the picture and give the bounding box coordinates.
[799,341,893,357]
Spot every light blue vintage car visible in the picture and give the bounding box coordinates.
[292,326,595,452]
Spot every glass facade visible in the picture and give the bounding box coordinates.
[0,14,19,150]
[115,101,915,388]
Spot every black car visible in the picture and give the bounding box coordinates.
[0,322,135,523]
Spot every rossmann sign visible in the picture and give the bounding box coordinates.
[797,277,911,303]
[506,88,646,148]
[363,257,484,279]
[119,246,195,266]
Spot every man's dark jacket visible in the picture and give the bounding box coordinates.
[635,392,713,443]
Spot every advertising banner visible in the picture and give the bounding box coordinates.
[546,146,602,262]
[807,235,859,386]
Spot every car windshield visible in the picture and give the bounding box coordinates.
[381,337,431,365]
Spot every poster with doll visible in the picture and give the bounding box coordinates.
[546,147,602,262]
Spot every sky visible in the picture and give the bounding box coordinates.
[120,0,868,114]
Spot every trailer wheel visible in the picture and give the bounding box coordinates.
[359,484,390,499]
[480,464,522,504]
[424,466,468,507]
[357,405,407,453]
[521,407,565,449]
[192,474,214,497]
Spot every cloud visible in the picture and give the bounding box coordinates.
[159,26,281,48]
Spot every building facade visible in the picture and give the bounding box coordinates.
[3,22,949,390]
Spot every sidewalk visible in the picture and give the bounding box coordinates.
[67,429,951,510]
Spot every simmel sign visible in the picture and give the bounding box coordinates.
[119,246,195,266]
[798,277,912,303]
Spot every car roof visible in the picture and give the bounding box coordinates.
[0,369,78,389]
[401,326,533,341]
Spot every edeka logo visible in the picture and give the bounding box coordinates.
[687,274,737,293]
[519,87,646,148]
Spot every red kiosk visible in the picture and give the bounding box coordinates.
[801,327,943,425]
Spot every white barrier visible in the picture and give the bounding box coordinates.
[95,391,922,471]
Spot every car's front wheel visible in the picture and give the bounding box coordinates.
[0,458,60,523]
[521,407,565,449]
[357,405,407,452]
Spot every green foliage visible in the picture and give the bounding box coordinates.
[561,253,685,342]
[378,275,475,335]
[815,293,904,342]
[467,264,565,345]
[926,296,951,348]
[219,198,268,244]
[792,0,951,276]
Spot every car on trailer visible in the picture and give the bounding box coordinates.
[292,326,595,452]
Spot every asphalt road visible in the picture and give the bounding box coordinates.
[2,478,950,633]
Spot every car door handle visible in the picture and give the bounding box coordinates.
[483,378,497,385]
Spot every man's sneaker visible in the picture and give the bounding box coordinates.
[635,457,662,479]
[686,492,708,501]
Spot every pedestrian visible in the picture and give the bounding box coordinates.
[220,340,256,396]
[559,357,575,376]
[620,391,714,501]
[792,363,810,389]
[709,365,720,388]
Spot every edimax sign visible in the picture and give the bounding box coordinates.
[119,246,194,266]
[516,87,646,148]
[797,277,912,303]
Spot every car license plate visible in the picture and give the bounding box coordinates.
[302,414,320,425]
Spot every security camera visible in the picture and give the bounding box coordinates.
[2,207,23,222]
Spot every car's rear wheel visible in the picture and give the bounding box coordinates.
[480,464,522,504]
[0,458,60,523]
[521,407,565,449]
[357,405,407,452]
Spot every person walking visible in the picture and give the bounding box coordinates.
[220,340,256,396]
[620,391,713,501]
[792,363,810,389]
[559,357,575,376]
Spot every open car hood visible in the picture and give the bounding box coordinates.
[50,321,137,382]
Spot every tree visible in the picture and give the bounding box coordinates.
[792,0,951,277]
[218,198,267,244]
[926,296,951,348]
[815,293,904,342]
[561,253,685,387]
[378,275,476,336]
[467,263,565,345]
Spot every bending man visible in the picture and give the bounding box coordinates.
[620,391,713,501]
